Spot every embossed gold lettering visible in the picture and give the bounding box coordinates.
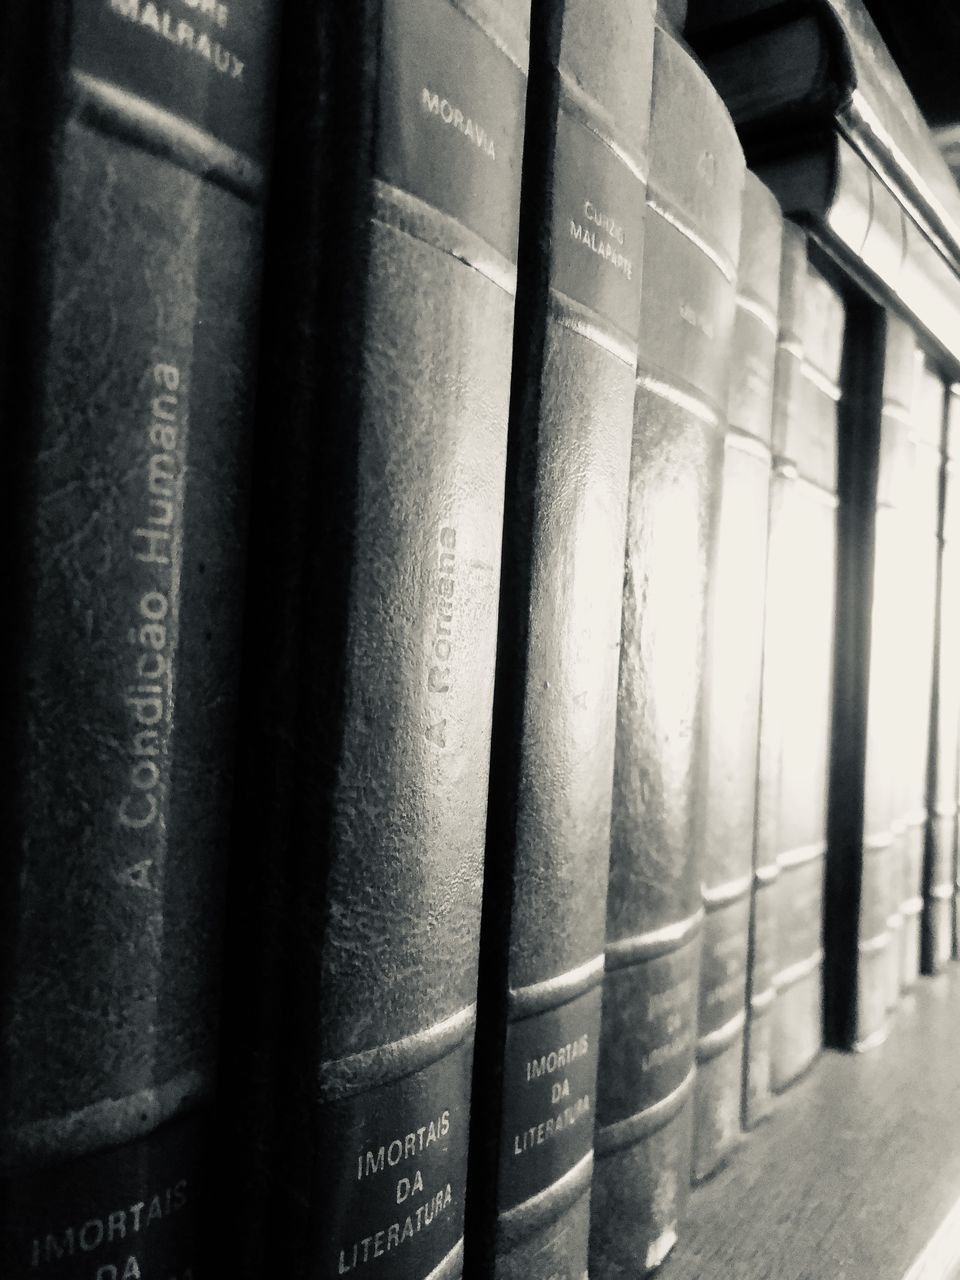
[356,1111,451,1181]
[337,1184,454,1273]
[31,1181,186,1271]
[512,1094,592,1155]
[421,87,495,158]
[525,1033,589,1081]
[107,0,244,78]
[568,219,632,278]
[427,529,457,711]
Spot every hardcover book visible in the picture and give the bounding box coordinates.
[467,2,655,1277]
[921,360,957,974]
[222,1,530,1276]
[742,222,807,1128]
[860,314,920,1017]
[590,18,744,1274]
[684,0,960,280]
[898,389,940,985]
[0,2,280,1276]
[692,170,781,1181]
[878,319,939,996]
[768,260,842,1079]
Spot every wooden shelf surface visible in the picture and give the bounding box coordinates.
[661,966,960,1280]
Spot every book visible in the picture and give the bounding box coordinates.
[692,170,781,1181]
[860,314,919,1017]
[898,412,940,986]
[590,19,744,1273]
[750,128,960,369]
[742,221,810,1128]
[684,0,960,281]
[466,2,655,1277]
[222,1,530,1276]
[768,259,843,1078]
[921,359,956,974]
[876,318,939,997]
[0,2,280,1276]
[952,390,960,963]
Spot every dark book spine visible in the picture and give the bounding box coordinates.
[467,3,654,1278]
[742,221,807,1128]
[924,362,957,974]
[769,261,842,1077]
[224,2,530,1277]
[590,23,744,1275]
[692,171,780,1181]
[0,2,279,1276]
[824,294,885,1054]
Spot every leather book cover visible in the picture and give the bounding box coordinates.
[684,0,960,280]
[692,171,781,1181]
[466,3,655,1278]
[754,133,960,371]
[590,21,744,1275]
[874,319,938,998]
[951,390,960,960]
[221,2,530,1277]
[896,356,940,988]
[742,221,807,1129]
[768,261,842,1077]
[0,3,280,1277]
[923,363,957,974]
[859,315,921,1020]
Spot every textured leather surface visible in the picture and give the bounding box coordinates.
[316,219,513,1056]
[0,2,275,1268]
[926,361,959,973]
[859,317,928,1016]
[593,21,743,1275]
[224,2,528,1276]
[497,324,636,991]
[693,172,780,1173]
[469,3,655,1275]
[3,126,261,1149]
[743,224,807,1124]
[771,262,841,1078]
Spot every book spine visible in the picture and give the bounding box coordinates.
[742,221,807,1128]
[924,367,957,973]
[692,171,780,1181]
[469,3,655,1278]
[952,390,960,961]
[860,317,916,1018]
[875,318,927,998]
[226,1,530,1276]
[591,23,743,1275]
[900,361,941,985]
[0,1,279,1276]
[770,262,842,1076]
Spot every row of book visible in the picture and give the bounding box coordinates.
[3,0,960,1278]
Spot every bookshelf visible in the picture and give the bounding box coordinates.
[663,965,960,1280]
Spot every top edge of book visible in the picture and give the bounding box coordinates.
[69,0,278,181]
[685,0,960,284]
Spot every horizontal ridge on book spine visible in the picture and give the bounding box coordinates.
[227,0,530,1275]
[470,3,653,1277]
[592,18,743,1275]
[694,172,781,1182]
[0,1,281,1275]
